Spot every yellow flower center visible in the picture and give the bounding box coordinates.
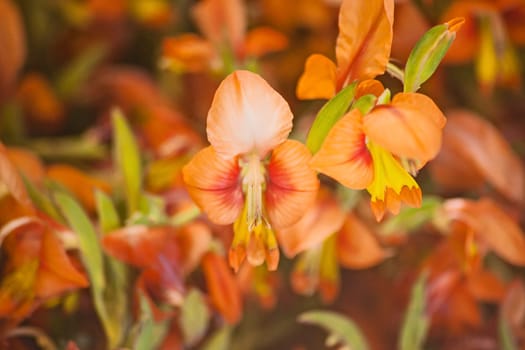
[229,153,279,272]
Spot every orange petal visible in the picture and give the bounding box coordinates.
[182,146,243,225]
[277,189,345,258]
[355,79,385,99]
[102,226,177,268]
[336,213,387,268]
[440,1,494,64]
[443,198,525,266]
[363,92,446,163]
[466,269,505,302]
[432,110,525,204]
[265,140,319,229]
[202,252,243,324]
[35,229,89,299]
[161,34,215,73]
[296,54,337,100]
[0,143,34,211]
[0,0,25,94]
[310,109,373,189]
[5,147,45,186]
[207,70,293,159]
[47,164,111,213]
[335,0,394,88]
[244,26,288,58]
[192,0,245,54]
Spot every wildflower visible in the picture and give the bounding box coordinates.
[183,70,319,271]
[310,92,445,220]
[296,0,394,99]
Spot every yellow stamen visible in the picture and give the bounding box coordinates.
[230,153,279,271]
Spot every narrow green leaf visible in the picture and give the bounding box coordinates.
[112,108,142,217]
[55,191,123,348]
[352,94,378,115]
[134,293,170,350]
[380,196,442,236]
[22,176,62,222]
[306,83,357,154]
[499,318,517,350]
[404,18,464,93]
[298,310,369,350]
[180,288,210,347]
[399,273,429,350]
[201,326,232,350]
[56,44,107,99]
[54,191,105,289]
[95,190,120,234]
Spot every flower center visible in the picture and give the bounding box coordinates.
[229,153,279,272]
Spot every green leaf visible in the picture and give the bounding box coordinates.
[499,318,517,350]
[380,196,443,236]
[398,273,429,350]
[134,293,170,350]
[404,18,464,93]
[298,310,369,350]
[56,44,107,99]
[22,176,62,222]
[95,190,120,234]
[112,108,142,217]
[55,191,123,348]
[180,288,210,347]
[352,94,378,115]
[306,83,357,154]
[54,191,105,289]
[201,326,232,350]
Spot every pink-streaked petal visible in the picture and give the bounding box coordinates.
[310,109,374,189]
[207,70,293,159]
[266,140,319,229]
[182,146,243,225]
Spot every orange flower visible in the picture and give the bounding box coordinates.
[183,70,319,271]
[160,0,288,74]
[0,218,89,324]
[278,190,387,303]
[310,92,446,221]
[296,0,394,99]
[442,0,523,92]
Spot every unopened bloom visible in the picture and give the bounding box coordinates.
[183,70,319,271]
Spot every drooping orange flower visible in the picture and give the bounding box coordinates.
[296,0,394,99]
[183,70,319,271]
[161,0,288,74]
[278,189,387,303]
[0,218,89,326]
[310,91,446,221]
[442,0,524,93]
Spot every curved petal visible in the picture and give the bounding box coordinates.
[161,34,215,73]
[182,146,243,225]
[310,109,374,189]
[207,70,293,159]
[296,54,337,100]
[355,79,385,99]
[277,189,346,258]
[192,0,245,52]
[336,213,387,269]
[335,0,394,88]
[363,92,446,163]
[265,140,319,229]
[244,27,288,58]
[36,230,89,299]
